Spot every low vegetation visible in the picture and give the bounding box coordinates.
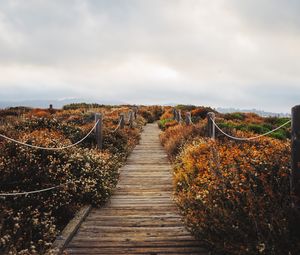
[0,104,162,254]
[159,105,299,255]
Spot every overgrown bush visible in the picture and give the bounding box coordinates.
[173,137,299,254]
[217,117,290,140]
[139,106,163,123]
[191,106,216,120]
[160,122,206,158]
[159,107,297,254]
[0,134,120,254]
[158,118,176,130]
[0,105,145,254]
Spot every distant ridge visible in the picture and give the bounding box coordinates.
[0,98,125,109]
[216,107,290,118]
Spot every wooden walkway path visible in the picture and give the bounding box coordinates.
[64,124,207,255]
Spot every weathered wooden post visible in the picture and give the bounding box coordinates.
[95,113,103,150]
[173,108,177,120]
[129,110,134,129]
[185,112,192,125]
[120,113,125,129]
[177,110,182,123]
[292,105,300,208]
[207,112,216,140]
[133,106,138,120]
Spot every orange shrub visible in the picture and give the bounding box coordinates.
[173,137,299,254]
[160,107,173,120]
[191,106,215,120]
[160,121,206,158]
[26,109,51,118]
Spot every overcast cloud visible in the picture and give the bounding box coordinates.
[0,0,299,112]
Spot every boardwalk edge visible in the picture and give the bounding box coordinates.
[50,205,92,254]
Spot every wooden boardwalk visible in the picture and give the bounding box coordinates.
[64,124,207,255]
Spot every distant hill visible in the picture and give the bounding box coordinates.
[216,107,290,117]
[0,98,125,109]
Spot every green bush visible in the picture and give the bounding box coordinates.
[158,118,174,130]
[175,105,197,111]
[218,121,290,140]
[223,112,246,121]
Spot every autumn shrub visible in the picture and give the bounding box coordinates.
[102,128,141,156]
[176,104,197,111]
[223,112,246,121]
[160,107,173,120]
[191,106,216,120]
[217,118,290,140]
[0,132,120,254]
[173,136,299,254]
[14,118,84,145]
[160,121,206,158]
[0,106,144,254]
[139,106,163,123]
[158,118,175,130]
[159,109,296,254]
[0,109,19,118]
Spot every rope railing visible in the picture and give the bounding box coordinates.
[210,117,291,141]
[0,184,63,197]
[111,118,122,133]
[113,119,122,132]
[0,120,99,150]
[0,108,141,198]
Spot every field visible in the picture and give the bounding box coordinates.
[1,103,299,255]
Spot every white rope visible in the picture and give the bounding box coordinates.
[211,118,291,141]
[0,120,99,150]
[111,118,122,133]
[188,115,194,125]
[0,184,62,197]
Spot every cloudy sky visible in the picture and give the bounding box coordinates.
[0,0,299,112]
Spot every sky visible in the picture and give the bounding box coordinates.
[0,0,299,113]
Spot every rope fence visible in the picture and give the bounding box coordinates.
[172,108,291,140]
[210,117,291,141]
[0,184,63,197]
[0,108,138,197]
[111,118,122,133]
[0,120,99,150]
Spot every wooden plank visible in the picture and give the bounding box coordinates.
[68,240,202,248]
[64,247,206,254]
[51,205,92,254]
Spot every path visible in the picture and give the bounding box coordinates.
[64,123,207,255]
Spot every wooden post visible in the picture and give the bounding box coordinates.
[133,106,138,119]
[207,112,216,140]
[95,113,103,150]
[129,110,134,129]
[292,105,300,208]
[120,113,125,129]
[185,112,192,125]
[173,108,177,120]
[177,110,182,123]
